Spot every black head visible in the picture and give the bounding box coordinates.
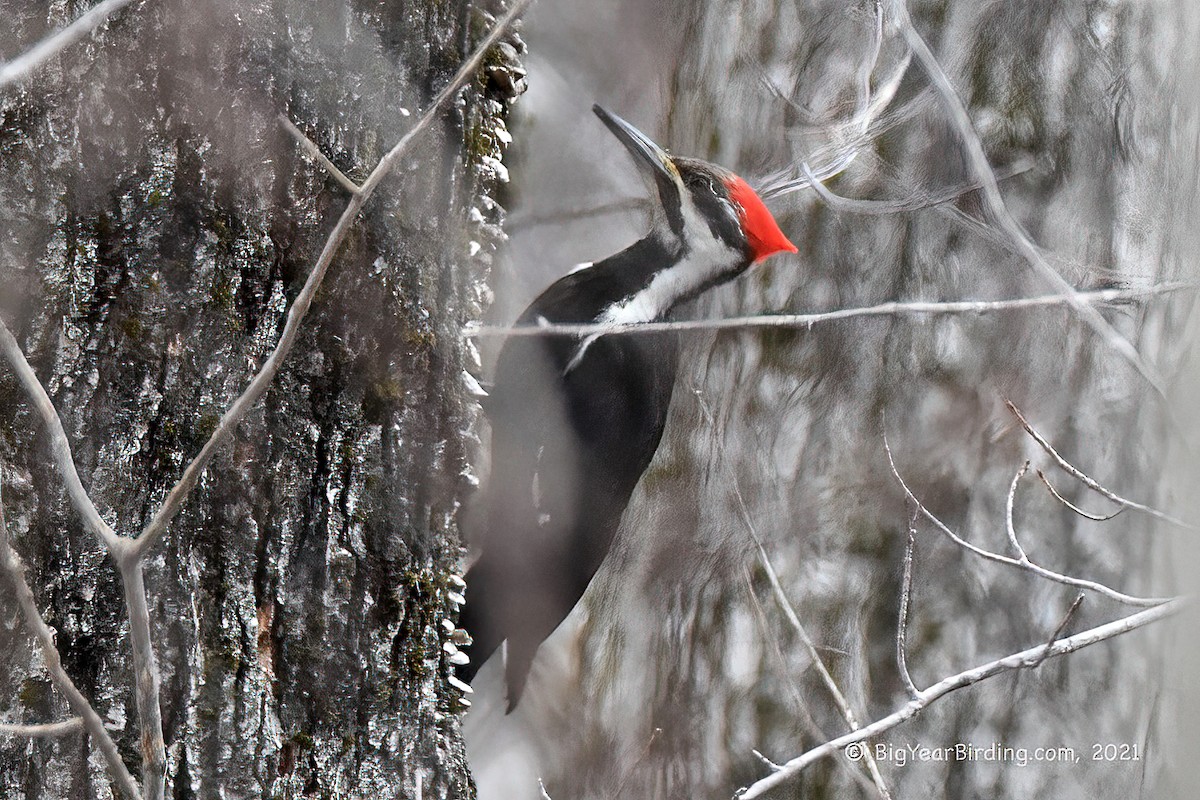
[592,105,797,265]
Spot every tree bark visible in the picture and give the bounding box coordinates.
[0,1,521,797]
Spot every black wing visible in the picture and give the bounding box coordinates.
[458,242,679,709]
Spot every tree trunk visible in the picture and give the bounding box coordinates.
[0,1,521,797]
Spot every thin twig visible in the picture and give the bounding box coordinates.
[1037,470,1125,522]
[0,718,83,737]
[751,749,782,772]
[605,727,663,800]
[131,0,533,559]
[1030,593,1085,667]
[1004,462,1031,560]
[0,468,142,800]
[697,394,892,799]
[278,114,363,195]
[896,514,919,700]
[1006,401,1193,530]
[0,0,139,89]
[883,434,1168,607]
[737,599,1184,799]
[465,283,1196,339]
[743,571,883,797]
[0,320,123,554]
[892,0,1168,398]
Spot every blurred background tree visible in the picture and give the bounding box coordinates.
[466,1,1199,799]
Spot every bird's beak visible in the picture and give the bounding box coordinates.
[593,105,676,182]
[593,105,682,217]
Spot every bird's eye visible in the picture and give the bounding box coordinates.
[686,174,715,194]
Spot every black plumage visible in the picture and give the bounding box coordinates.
[457,107,796,710]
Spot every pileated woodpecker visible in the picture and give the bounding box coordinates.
[458,106,796,710]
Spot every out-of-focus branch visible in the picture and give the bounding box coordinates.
[761,0,911,199]
[742,571,884,797]
[0,320,123,554]
[278,114,362,195]
[506,197,647,232]
[0,0,140,90]
[466,283,1195,339]
[697,393,892,799]
[738,599,1184,799]
[799,158,1035,216]
[891,0,1168,398]
[1030,593,1085,668]
[131,0,534,559]
[883,434,1169,607]
[1006,400,1194,530]
[0,469,142,800]
[0,718,82,737]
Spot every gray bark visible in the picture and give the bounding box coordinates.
[0,1,521,797]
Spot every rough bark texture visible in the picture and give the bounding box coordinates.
[0,1,520,797]
[468,1,1195,799]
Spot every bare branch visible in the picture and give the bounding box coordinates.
[0,0,139,90]
[1006,401,1193,530]
[0,320,123,554]
[738,599,1184,799]
[1037,470,1125,522]
[883,434,1168,607]
[0,718,82,737]
[0,317,162,798]
[465,283,1196,339]
[132,0,534,558]
[896,515,919,700]
[120,560,165,799]
[891,0,1168,397]
[0,468,142,800]
[751,749,782,772]
[278,114,363,195]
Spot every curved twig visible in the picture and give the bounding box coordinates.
[1006,401,1193,530]
[884,434,1168,607]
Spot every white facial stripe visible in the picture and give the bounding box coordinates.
[602,192,741,324]
[562,192,742,375]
